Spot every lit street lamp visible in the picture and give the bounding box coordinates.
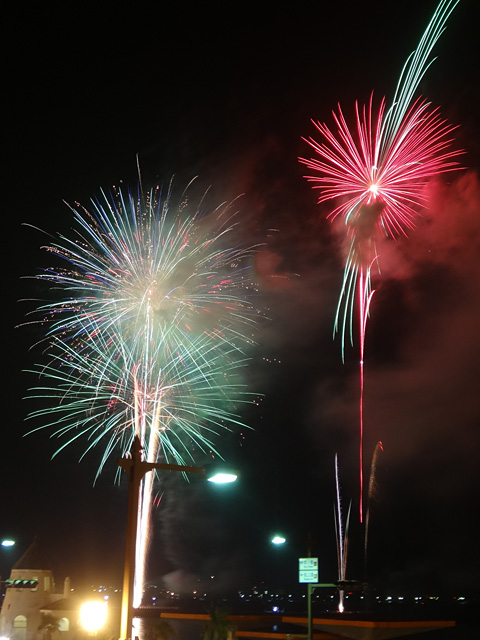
[80,600,108,634]
[118,436,236,640]
[1,541,15,548]
[1,540,16,598]
[207,471,238,484]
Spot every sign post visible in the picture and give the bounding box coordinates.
[299,558,335,640]
[298,557,318,583]
[299,558,318,640]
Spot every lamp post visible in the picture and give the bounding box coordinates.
[1,539,16,598]
[118,436,235,640]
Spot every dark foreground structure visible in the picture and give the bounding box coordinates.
[131,608,477,640]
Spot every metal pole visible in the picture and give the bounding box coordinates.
[307,583,312,640]
[306,583,336,640]
[118,437,206,640]
[118,438,156,640]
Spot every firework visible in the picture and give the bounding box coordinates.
[300,0,463,521]
[334,454,351,614]
[24,179,262,610]
[364,441,383,578]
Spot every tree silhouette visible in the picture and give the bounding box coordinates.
[144,619,178,640]
[38,614,60,640]
[203,607,235,640]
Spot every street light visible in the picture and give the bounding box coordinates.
[117,437,237,640]
[80,601,108,634]
[1,540,15,548]
[206,469,238,484]
[1,540,16,599]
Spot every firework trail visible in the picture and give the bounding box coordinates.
[24,179,262,609]
[364,441,383,579]
[300,0,463,521]
[334,454,351,614]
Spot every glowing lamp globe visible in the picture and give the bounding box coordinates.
[80,601,107,633]
[207,472,237,484]
[205,463,238,484]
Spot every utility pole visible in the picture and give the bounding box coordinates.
[118,437,205,640]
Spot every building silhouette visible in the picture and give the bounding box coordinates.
[0,540,80,640]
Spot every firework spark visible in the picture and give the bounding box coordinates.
[364,441,383,578]
[334,454,351,614]
[300,0,463,521]
[24,179,262,611]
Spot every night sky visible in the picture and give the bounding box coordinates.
[3,0,479,600]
